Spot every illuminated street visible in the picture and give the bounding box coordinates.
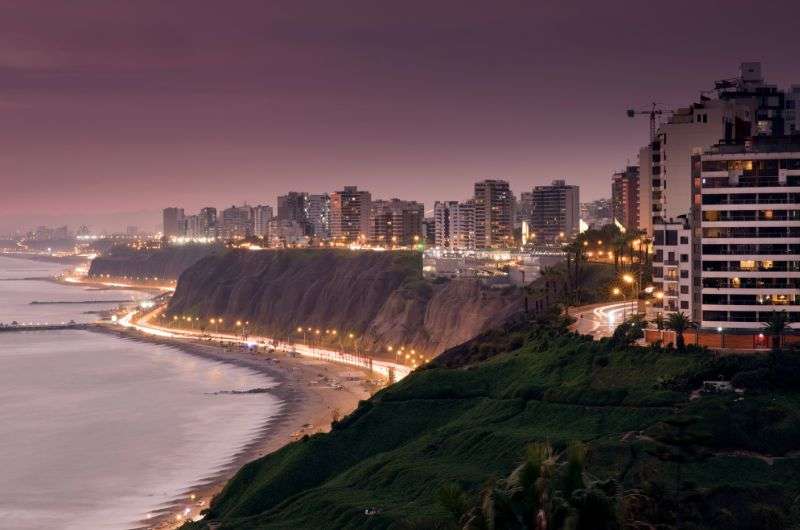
[117,305,413,382]
[568,301,639,339]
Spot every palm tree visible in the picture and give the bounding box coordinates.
[764,310,789,354]
[666,312,693,351]
[563,239,585,306]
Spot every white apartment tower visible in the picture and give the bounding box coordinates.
[693,138,800,330]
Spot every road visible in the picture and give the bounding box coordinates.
[117,305,413,382]
[568,301,639,339]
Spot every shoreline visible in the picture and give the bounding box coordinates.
[92,324,374,530]
[0,251,89,266]
[4,255,376,529]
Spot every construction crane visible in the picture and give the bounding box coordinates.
[626,102,668,143]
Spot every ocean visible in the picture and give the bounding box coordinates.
[0,256,281,529]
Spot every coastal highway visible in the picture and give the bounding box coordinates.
[117,306,413,382]
[568,301,639,339]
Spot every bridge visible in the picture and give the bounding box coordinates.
[0,323,92,332]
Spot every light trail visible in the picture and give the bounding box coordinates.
[118,307,412,381]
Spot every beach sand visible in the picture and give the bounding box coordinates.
[93,325,376,530]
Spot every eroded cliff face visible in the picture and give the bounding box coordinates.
[89,244,222,281]
[167,249,522,357]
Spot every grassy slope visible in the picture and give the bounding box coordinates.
[186,316,800,530]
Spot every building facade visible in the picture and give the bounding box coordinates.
[434,200,476,250]
[643,62,796,229]
[221,205,253,239]
[306,193,331,239]
[330,186,371,243]
[162,207,185,239]
[652,217,694,317]
[199,207,218,238]
[253,205,274,238]
[368,199,424,246]
[528,180,579,243]
[694,139,800,330]
[611,166,640,231]
[473,179,513,249]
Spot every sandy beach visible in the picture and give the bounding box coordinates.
[93,324,376,530]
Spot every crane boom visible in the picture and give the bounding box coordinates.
[626,102,667,143]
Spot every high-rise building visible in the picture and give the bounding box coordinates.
[434,201,459,248]
[422,217,435,246]
[450,201,476,250]
[473,179,513,249]
[786,85,800,135]
[691,137,800,330]
[580,198,613,229]
[642,62,797,227]
[199,207,218,238]
[368,199,424,246]
[221,205,253,239]
[529,180,580,243]
[330,186,371,243]
[518,192,534,227]
[611,166,640,231]
[651,217,694,317]
[253,205,274,237]
[185,215,201,238]
[637,144,655,235]
[306,193,331,239]
[277,192,310,233]
[266,219,308,248]
[162,207,185,239]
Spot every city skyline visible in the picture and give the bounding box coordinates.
[1,1,798,233]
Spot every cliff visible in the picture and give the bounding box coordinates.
[89,244,223,281]
[167,249,523,357]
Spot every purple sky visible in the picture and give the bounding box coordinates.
[0,0,798,232]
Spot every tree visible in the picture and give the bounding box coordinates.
[563,239,586,306]
[764,310,789,354]
[665,312,693,352]
[608,314,645,349]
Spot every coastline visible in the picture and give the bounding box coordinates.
[92,324,374,530]
[4,254,376,529]
[0,252,89,266]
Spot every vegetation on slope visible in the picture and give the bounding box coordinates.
[185,312,800,530]
[88,243,222,280]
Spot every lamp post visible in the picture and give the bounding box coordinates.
[622,273,636,319]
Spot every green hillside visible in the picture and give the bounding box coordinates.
[186,313,800,530]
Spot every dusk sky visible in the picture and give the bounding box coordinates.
[0,0,798,232]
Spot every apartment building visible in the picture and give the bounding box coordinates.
[162,207,185,239]
[693,138,800,330]
[642,62,796,229]
[611,166,640,231]
[433,200,476,251]
[330,186,371,243]
[368,199,424,246]
[474,179,513,249]
[528,180,579,243]
[651,217,694,317]
[253,205,274,238]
